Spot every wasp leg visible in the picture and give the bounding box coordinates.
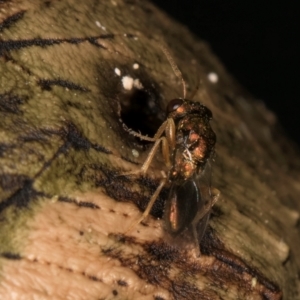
[121,118,176,233]
[191,188,220,256]
[125,119,169,142]
[123,129,157,142]
[120,136,168,177]
[125,176,168,234]
[191,214,210,257]
[120,118,175,176]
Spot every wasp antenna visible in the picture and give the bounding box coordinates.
[160,45,186,99]
[188,70,201,100]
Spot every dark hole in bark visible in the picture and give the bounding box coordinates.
[120,87,164,144]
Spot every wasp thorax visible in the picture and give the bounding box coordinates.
[166,99,213,123]
[168,100,216,182]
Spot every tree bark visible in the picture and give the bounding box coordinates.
[0,0,299,299]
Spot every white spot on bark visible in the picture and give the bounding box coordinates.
[132,149,139,157]
[122,76,134,90]
[122,76,143,90]
[133,63,139,69]
[95,21,106,31]
[207,72,219,83]
[251,277,257,288]
[114,68,121,76]
[133,79,143,89]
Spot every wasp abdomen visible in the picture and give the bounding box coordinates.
[164,178,200,235]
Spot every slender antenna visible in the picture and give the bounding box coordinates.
[160,45,186,99]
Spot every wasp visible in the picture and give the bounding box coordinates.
[122,46,219,255]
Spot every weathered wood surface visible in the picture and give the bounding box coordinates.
[1,0,300,299]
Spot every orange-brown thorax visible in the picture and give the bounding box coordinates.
[167,99,216,181]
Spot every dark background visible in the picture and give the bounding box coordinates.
[151,1,299,147]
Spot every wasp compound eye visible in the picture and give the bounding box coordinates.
[166,98,184,114]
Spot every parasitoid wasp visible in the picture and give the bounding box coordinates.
[121,45,219,255]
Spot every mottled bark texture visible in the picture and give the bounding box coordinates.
[0,1,299,299]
